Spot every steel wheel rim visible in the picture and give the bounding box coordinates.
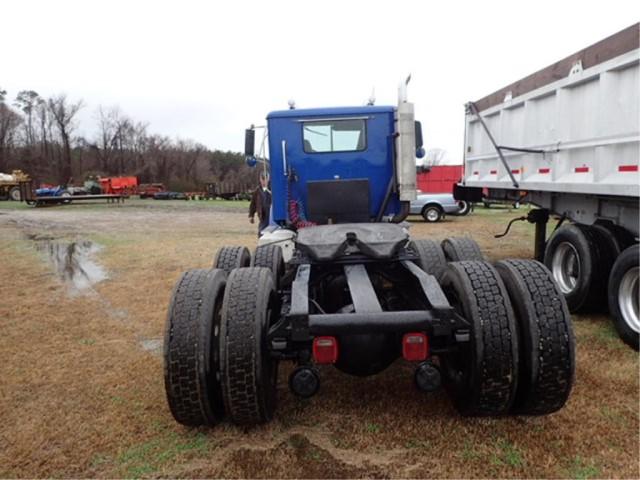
[618,266,639,333]
[426,209,439,222]
[552,242,580,294]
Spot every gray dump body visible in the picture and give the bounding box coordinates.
[462,23,639,235]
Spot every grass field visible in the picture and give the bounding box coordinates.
[0,200,638,478]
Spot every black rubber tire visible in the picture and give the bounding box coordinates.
[220,267,278,425]
[8,186,21,201]
[213,245,251,274]
[410,239,447,280]
[608,245,640,350]
[495,259,575,414]
[591,224,622,259]
[595,222,636,252]
[543,224,609,312]
[441,237,484,262]
[164,269,227,426]
[588,225,618,310]
[421,204,443,223]
[440,261,519,416]
[454,200,471,216]
[251,245,284,290]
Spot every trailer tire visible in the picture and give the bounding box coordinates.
[595,222,636,252]
[495,259,575,414]
[9,186,21,201]
[440,261,518,416]
[544,224,608,312]
[251,245,284,290]
[421,204,443,223]
[608,245,640,350]
[441,237,484,262]
[164,269,227,426]
[410,239,447,279]
[454,200,472,216]
[213,246,251,274]
[220,267,278,425]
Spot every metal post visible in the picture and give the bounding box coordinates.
[528,209,550,262]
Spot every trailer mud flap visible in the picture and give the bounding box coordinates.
[453,183,483,202]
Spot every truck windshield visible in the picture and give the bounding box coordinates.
[302,119,366,153]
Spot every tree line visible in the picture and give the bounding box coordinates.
[0,88,254,191]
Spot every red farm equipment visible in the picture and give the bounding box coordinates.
[99,176,138,195]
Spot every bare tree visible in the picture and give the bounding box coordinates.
[0,91,23,173]
[48,94,83,183]
[93,106,120,173]
[14,90,41,147]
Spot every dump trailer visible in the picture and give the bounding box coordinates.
[455,24,639,349]
[163,82,575,428]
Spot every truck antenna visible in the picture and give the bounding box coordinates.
[367,87,376,106]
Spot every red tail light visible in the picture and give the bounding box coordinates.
[402,333,428,362]
[313,336,339,364]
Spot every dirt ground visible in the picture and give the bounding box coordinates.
[0,200,638,479]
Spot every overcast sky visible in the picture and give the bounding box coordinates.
[2,1,638,162]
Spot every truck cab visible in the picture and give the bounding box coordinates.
[247,91,421,232]
[266,105,403,224]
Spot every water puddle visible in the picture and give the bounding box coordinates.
[35,239,108,293]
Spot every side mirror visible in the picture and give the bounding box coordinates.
[414,121,423,150]
[244,128,255,157]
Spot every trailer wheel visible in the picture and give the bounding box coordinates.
[421,205,443,223]
[454,200,472,216]
[544,224,609,312]
[164,269,227,426]
[608,245,640,350]
[8,186,21,201]
[595,222,636,252]
[441,237,484,262]
[410,239,447,279]
[251,245,284,290]
[495,259,575,414]
[440,261,519,416]
[220,267,278,425]
[591,224,622,258]
[213,245,251,274]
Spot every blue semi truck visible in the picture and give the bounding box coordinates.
[163,85,576,427]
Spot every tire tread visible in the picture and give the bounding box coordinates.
[442,237,484,262]
[221,267,276,425]
[496,259,575,414]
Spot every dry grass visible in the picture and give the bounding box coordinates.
[0,202,638,478]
